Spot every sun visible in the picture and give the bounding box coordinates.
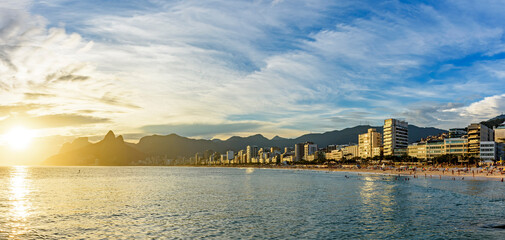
[3,126,35,150]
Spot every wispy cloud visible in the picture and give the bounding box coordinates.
[1,0,505,141]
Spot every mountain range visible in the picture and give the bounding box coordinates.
[46,131,146,165]
[45,124,447,165]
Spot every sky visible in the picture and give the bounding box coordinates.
[1,0,505,163]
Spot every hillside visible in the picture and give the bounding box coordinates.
[45,131,146,165]
[46,124,447,165]
[135,124,447,158]
[481,114,505,128]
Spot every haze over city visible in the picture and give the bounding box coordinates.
[1,0,505,164]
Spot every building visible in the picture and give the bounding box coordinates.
[425,140,444,159]
[480,141,497,161]
[358,128,382,158]
[444,138,468,156]
[383,118,408,156]
[294,143,304,162]
[449,128,467,138]
[495,125,505,162]
[246,145,258,163]
[495,125,505,143]
[282,154,295,163]
[342,145,359,160]
[237,150,245,164]
[326,149,343,161]
[467,123,493,158]
[372,147,382,157]
[304,142,318,160]
[407,138,469,160]
[407,142,427,159]
[226,150,234,162]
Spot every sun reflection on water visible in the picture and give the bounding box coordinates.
[7,166,31,238]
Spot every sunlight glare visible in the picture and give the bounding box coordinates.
[3,126,35,151]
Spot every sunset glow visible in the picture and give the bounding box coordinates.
[3,127,35,151]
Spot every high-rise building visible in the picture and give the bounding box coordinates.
[246,145,258,163]
[383,118,408,156]
[358,128,382,158]
[304,142,318,160]
[237,150,245,164]
[495,125,505,143]
[467,123,493,157]
[226,150,234,161]
[495,125,505,161]
[294,143,304,162]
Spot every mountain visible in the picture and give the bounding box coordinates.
[481,114,505,129]
[58,137,91,153]
[46,124,447,165]
[135,124,447,158]
[45,131,146,165]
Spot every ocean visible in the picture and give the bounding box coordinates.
[1,166,505,239]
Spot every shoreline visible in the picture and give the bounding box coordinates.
[5,164,505,182]
[196,164,505,182]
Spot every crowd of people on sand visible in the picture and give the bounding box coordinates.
[318,163,505,182]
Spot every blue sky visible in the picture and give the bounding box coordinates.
[1,0,505,143]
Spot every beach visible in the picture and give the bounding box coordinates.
[212,164,505,182]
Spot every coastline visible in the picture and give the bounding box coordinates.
[198,164,505,182]
[6,164,505,182]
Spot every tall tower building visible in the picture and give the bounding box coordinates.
[383,119,408,156]
[246,145,258,163]
[467,123,493,158]
[359,128,382,158]
[294,143,304,162]
[303,142,317,160]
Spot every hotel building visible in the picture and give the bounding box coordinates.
[358,128,382,158]
[407,138,469,160]
[246,145,258,163]
[383,119,408,156]
[467,123,493,158]
[304,142,318,160]
[294,143,304,162]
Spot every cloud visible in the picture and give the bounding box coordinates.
[0,103,49,116]
[0,3,140,137]
[29,114,110,128]
[402,94,505,129]
[0,113,110,131]
[463,94,505,118]
[99,92,140,109]
[23,92,56,100]
[1,0,505,141]
[402,102,466,127]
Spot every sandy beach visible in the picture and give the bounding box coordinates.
[214,164,505,182]
[326,167,505,181]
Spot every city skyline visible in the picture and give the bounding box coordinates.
[2,1,505,158]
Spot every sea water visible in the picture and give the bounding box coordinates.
[1,166,505,239]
